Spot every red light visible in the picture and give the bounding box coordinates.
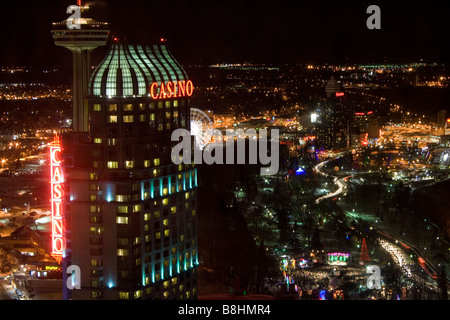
[150,80,194,100]
[49,136,65,262]
[335,92,344,97]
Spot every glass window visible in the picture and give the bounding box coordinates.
[93,104,101,111]
[123,115,134,123]
[116,216,128,224]
[117,206,128,213]
[109,115,118,123]
[109,104,117,112]
[107,161,118,169]
[123,104,133,111]
[94,138,102,144]
[125,161,134,169]
[117,249,129,256]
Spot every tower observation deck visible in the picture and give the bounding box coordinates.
[51,2,110,132]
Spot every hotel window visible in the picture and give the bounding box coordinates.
[139,114,146,122]
[123,104,133,111]
[107,161,118,169]
[149,102,155,110]
[172,247,177,254]
[164,229,170,237]
[158,102,163,109]
[180,234,184,241]
[163,291,169,299]
[165,101,171,108]
[163,188,168,196]
[133,204,141,213]
[158,124,163,131]
[144,213,151,221]
[117,249,129,256]
[89,195,97,202]
[133,237,140,245]
[153,158,160,166]
[116,195,127,202]
[108,115,118,123]
[171,206,176,214]
[90,205,100,213]
[89,173,98,181]
[163,219,169,226]
[166,123,171,130]
[89,183,97,191]
[139,103,145,110]
[165,112,171,119]
[192,210,196,217]
[173,111,178,118]
[109,104,118,111]
[118,238,129,246]
[116,216,128,224]
[173,100,178,107]
[154,210,160,219]
[90,227,103,235]
[108,138,116,146]
[123,115,134,123]
[93,104,101,111]
[119,292,130,300]
[162,198,169,206]
[93,138,102,144]
[134,290,142,299]
[117,206,128,214]
[90,259,102,267]
[125,160,134,169]
[155,232,161,240]
[91,291,100,299]
[185,192,190,200]
[163,280,170,289]
[149,113,155,121]
[153,169,160,177]
[144,160,151,168]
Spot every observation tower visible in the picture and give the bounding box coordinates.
[51,1,110,132]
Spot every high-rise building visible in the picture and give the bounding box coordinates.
[314,76,350,150]
[59,40,198,300]
[51,4,110,132]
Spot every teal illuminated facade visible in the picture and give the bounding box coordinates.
[65,43,198,300]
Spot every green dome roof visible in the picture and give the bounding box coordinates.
[89,43,188,98]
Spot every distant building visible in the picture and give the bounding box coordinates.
[436,109,446,136]
[314,76,351,150]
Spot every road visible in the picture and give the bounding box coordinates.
[0,279,17,300]
[313,155,447,294]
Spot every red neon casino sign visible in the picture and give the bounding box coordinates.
[150,80,194,100]
[50,135,65,261]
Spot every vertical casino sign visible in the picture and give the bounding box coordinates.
[49,135,65,262]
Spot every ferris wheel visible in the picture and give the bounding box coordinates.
[190,108,213,149]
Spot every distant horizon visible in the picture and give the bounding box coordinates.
[0,0,448,67]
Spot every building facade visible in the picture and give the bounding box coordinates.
[63,43,198,300]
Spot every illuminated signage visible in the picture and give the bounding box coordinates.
[150,80,194,99]
[50,135,65,261]
[335,92,344,97]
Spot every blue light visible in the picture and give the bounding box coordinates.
[319,290,326,300]
[108,282,114,288]
[295,167,305,175]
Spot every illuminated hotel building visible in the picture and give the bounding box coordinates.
[63,42,198,300]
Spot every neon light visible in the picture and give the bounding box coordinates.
[50,135,65,262]
[149,80,194,100]
[335,92,344,97]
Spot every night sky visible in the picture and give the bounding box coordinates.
[0,0,449,67]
